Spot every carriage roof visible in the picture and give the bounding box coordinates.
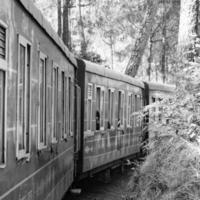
[147,82,175,93]
[84,60,145,89]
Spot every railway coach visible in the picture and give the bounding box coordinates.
[0,0,79,199]
[76,59,145,177]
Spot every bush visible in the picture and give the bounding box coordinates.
[127,62,200,200]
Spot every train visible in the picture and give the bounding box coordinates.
[0,0,174,199]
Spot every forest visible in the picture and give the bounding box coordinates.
[34,0,200,199]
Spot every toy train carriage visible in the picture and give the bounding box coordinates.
[147,82,175,139]
[0,0,78,199]
[77,60,145,175]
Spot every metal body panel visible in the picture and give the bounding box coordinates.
[83,128,142,172]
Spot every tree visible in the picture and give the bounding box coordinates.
[78,0,87,58]
[63,0,71,49]
[57,0,62,37]
[125,0,159,77]
[178,0,199,61]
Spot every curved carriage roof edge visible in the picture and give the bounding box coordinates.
[16,0,77,67]
[147,82,176,93]
[83,59,145,88]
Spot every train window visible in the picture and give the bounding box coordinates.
[52,67,58,143]
[87,83,93,131]
[132,94,136,127]
[136,95,141,127]
[38,52,47,149]
[100,88,105,130]
[108,88,115,129]
[17,35,31,160]
[64,76,68,137]
[127,93,132,127]
[96,87,101,130]
[0,25,6,60]
[118,91,125,127]
[61,72,67,139]
[158,98,162,122]
[68,77,73,136]
[0,23,7,167]
[0,70,5,166]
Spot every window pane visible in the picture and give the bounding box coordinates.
[61,72,65,138]
[88,99,92,130]
[108,90,111,127]
[100,90,104,128]
[111,92,114,126]
[87,84,93,131]
[0,71,5,164]
[65,77,67,135]
[118,92,121,126]
[25,45,31,153]
[53,68,58,138]
[96,88,100,130]
[39,59,44,143]
[18,44,25,150]
[121,93,124,125]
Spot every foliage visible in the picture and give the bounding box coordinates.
[33,0,180,76]
[127,59,200,200]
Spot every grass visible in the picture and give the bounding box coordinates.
[127,133,200,200]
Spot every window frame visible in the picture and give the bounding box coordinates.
[52,63,58,144]
[108,88,115,130]
[68,76,73,136]
[87,83,93,132]
[0,20,7,66]
[38,51,47,150]
[95,85,101,131]
[118,90,125,128]
[100,87,105,131]
[0,21,7,168]
[127,92,132,128]
[16,34,32,160]
[62,72,68,140]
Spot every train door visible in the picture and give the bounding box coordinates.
[74,84,81,177]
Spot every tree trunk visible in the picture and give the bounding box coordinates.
[148,36,153,82]
[178,0,199,60]
[78,0,87,58]
[161,0,167,83]
[63,0,71,50]
[125,0,159,77]
[57,0,62,37]
[110,36,114,70]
